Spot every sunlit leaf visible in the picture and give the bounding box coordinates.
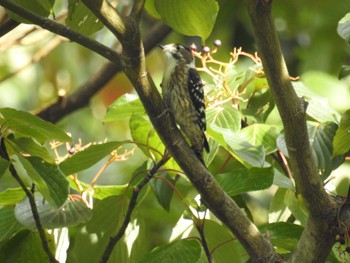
[333,109,350,156]
[208,124,265,167]
[15,194,92,230]
[130,115,164,161]
[104,94,145,122]
[285,190,308,225]
[140,239,202,263]
[216,167,274,196]
[293,81,340,123]
[207,104,241,133]
[60,141,127,175]
[0,108,71,144]
[238,124,280,154]
[155,0,218,41]
[66,0,104,35]
[269,188,292,223]
[0,188,26,206]
[337,13,350,41]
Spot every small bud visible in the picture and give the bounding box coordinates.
[68,145,76,155]
[202,46,210,54]
[200,80,206,87]
[213,39,222,47]
[190,43,197,51]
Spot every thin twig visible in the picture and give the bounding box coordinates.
[0,0,121,62]
[0,18,19,37]
[194,219,212,263]
[0,140,58,263]
[100,155,170,263]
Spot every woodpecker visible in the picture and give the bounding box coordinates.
[159,43,209,164]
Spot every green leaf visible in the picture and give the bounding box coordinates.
[333,109,350,156]
[269,188,292,223]
[130,115,164,160]
[6,0,54,23]
[0,108,71,144]
[259,222,303,253]
[208,124,265,167]
[8,136,54,163]
[278,122,343,179]
[68,196,128,262]
[9,145,69,208]
[272,169,294,190]
[140,239,202,263]
[216,167,274,196]
[145,0,161,19]
[104,94,145,122]
[15,194,92,230]
[339,65,350,80]
[238,124,280,154]
[0,188,26,206]
[0,230,55,262]
[337,13,350,41]
[207,104,241,132]
[0,206,25,244]
[65,0,104,35]
[68,177,128,200]
[59,141,127,175]
[155,0,219,41]
[0,157,9,178]
[292,81,340,123]
[150,172,177,211]
[27,157,69,208]
[285,190,308,225]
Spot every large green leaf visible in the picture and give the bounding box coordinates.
[6,0,54,23]
[140,239,202,263]
[333,109,350,156]
[208,124,265,167]
[337,13,350,41]
[59,141,127,175]
[0,157,9,178]
[216,167,274,196]
[238,124,280,154]
[130,114,164,160]
[0,188,26,206]
[292,81,340,123]
[269,188,292,223]
[154,0,218,41]
[10,144,69,208]
[15,194,92,230]
[150,172,177,212]
[0,108,71,144]
[65,0,104,35]
[68,196,129,262]
[0,206,25,244]
[8,136,54,163]
[259,222,303,253]
[68,177,128,200]
[0,230,54,262]
[104,94,145,122]
[284,190,308,226]
[207,104,242,133]
[277,122,343,179]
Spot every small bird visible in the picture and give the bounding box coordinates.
[159,43,209,164]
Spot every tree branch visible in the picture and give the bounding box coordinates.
[0,0,121,62]
[36,22,171,123]
[82,1,281,262]
[246,0,338,261]
[0,140,58,263]
[0,18,19,37]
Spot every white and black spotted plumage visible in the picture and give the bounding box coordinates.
[159,43,209,163]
